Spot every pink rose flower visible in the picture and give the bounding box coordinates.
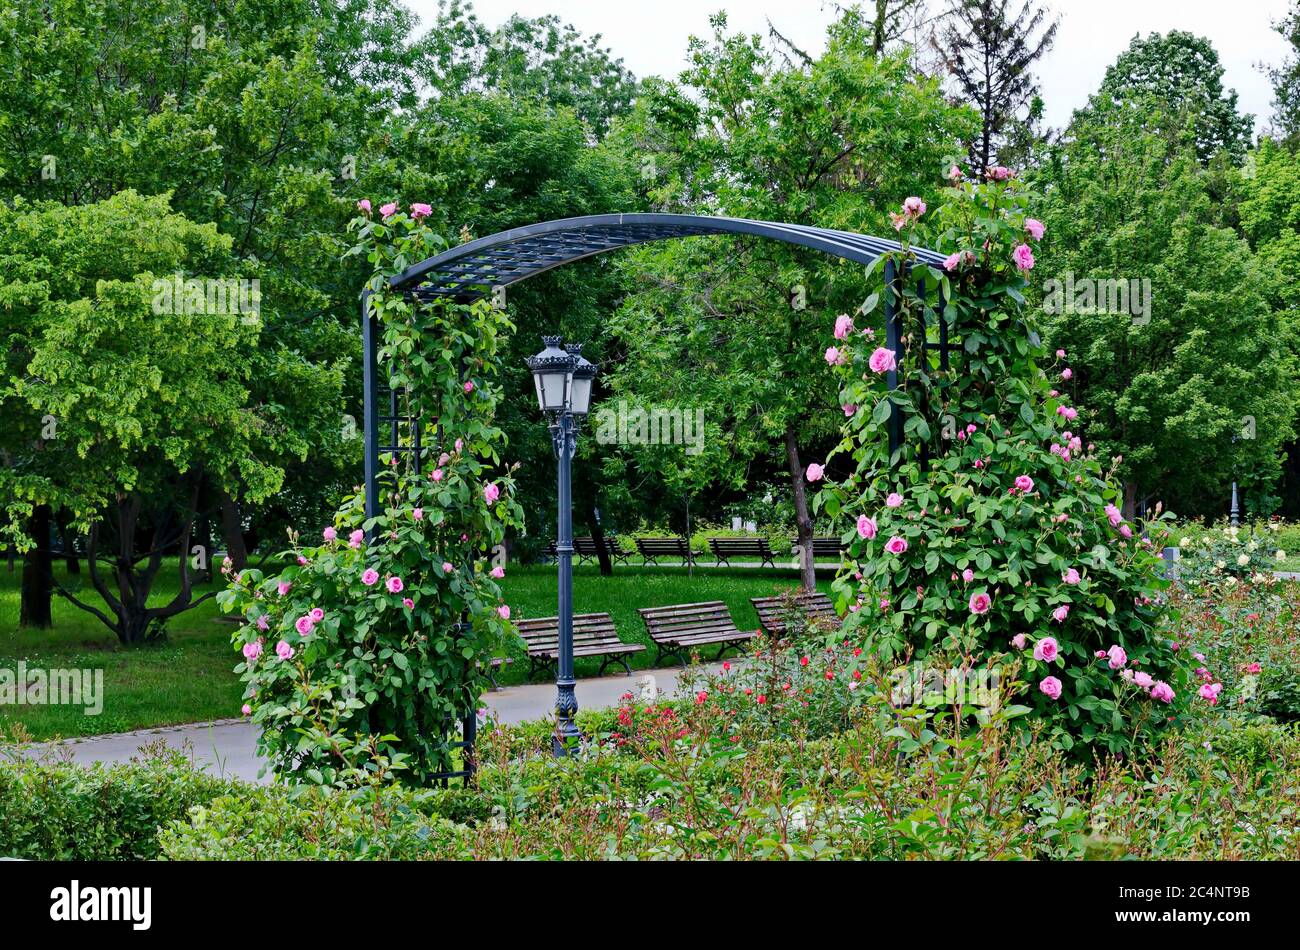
[357,199,371,213]
[410,202,432,219]
[1034,637,1059,662]
[1107,644,1127,670]
[402,598,414,609]
[1150,681,1175,703]
[1056,349,1066,358]
[277,581,292,596]
[242,641,263,662]
[362,568,380,586]
[256,615,269,631]
[943,252,962,272]
[824,346,844,366]
[483,483,500,504]
[1013,475,1034,493]
[988,165,1012,181]
[886,492,903,508]
[1133,671,1154,688]
[868,347,897,374]
[387,576,404,594]
[412,507,423,520]
[497,605,511,620]
[349,529,364,548]
[463,380,475,393]
[1062,568,1080,585]
[323,526,337,541]
[1199,682,1222,703]
[968,591,991,615]
[294,615,314,635]
[1104,504,1123,528]
[379,201,398,218]
[1061,367,1072,380]
[1012,244,1035,271]
[490,565,505,579]
[856,515,877,540]
[1039,676,1063,700]
[1052,604,1070,623]
[1024,218,1045,241]
[902,196,926,217]
[885,536,908,555]
[432,468,444,481]
[842,403,857,417]
[1011,633,1028,650]
[948,164,963,181]
[276,640,294,661]
[442,561,454,574]
[833,314,853,339]
[241,703,253,716]
[806,463,824,482]
[309,607,324,623]
[962,568,975,583]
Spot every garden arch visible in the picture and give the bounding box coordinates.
[362,212,952,518]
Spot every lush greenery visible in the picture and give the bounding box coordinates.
[0,740,239,860]
[816,173,1189,755]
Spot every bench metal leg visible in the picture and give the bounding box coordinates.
[597,654,635,677]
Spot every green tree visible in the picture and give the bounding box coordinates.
[1266,1,1300,147]
[0,191,298,644]
[1035,101,1296,518]
[1092,31,1254,164]
[932,0,1059,172]
[610,10,975,588]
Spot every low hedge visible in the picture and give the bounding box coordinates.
[0,751,238,860]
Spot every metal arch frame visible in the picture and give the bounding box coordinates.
[385,212,948,300]
[364,212,952,521]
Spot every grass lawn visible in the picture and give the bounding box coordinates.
[1,557,827,740]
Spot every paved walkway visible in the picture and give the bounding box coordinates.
[34,664,713,783]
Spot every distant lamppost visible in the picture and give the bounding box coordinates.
[526,336,597,756]
[1230,434,1241,527]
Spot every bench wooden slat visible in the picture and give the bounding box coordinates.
[708,536,776,568]
[750,591,840,635]
[636,601,755,665]
[513,611,645,676]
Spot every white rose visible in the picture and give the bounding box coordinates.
[1278,550,1288,561]
[1237,554,1250,566]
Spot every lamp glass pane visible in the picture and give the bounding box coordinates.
[541,371,567,410]
[569,376,593,416]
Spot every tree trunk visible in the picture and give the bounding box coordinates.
[19,505,53,628]
[58,517,80,574]
[218,489,247,572]
[784,426,816,591]
[588,507,613,577]
[1122,481,1138,521]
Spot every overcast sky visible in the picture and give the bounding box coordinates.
[407,0,1294,133]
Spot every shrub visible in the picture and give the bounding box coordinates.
[0,748,237,860]
[816,171,1190,756]
[159,784,476,860]
[218,205,524,787]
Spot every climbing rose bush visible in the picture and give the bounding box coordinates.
[218,203,524,786]
[815,169,1193,756]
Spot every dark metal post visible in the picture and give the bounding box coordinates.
[360,290,381,527]
[552,411,581,755]
[883,259,903,458]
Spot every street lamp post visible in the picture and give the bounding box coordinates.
[526,336,597,756]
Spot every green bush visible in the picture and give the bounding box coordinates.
[159,784,477,860]
[0,751,237,860]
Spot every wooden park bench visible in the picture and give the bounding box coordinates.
[750,591,840,637]
[574,535,631,567]
[637,601,755,666]
[708,536,776,568]
[634,536,695,567]
[543,535,631,566]
[515,612,645,678]
[790,536,848,560]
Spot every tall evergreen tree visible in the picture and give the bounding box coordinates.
[933,0,1058,171]
[1267,1,1300,148]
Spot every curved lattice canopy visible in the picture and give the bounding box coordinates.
[388,212,946,300]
